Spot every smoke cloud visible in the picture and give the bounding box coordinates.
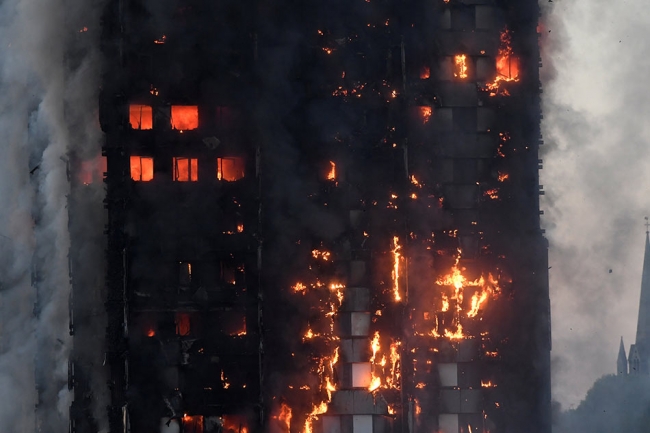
[541,0,650,408]
[0,0,105,431]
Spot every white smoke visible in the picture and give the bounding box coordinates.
[0,0,105,431]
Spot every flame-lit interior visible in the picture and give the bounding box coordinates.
[129,104,153,130]
[173,157,199,182]
[130,155,154,181]
[171,105,199,130]
[453,54,468,79]
[217,157,245,181]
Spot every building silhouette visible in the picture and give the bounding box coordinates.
[68,1,550,433]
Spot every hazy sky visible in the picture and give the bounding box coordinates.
[542,0,650,408]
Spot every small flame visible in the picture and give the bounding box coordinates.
[498,172,509,182]
[392,236,402,302]
[420,66,430,79]
[454,54,468,79]
[419,106,432,124]
[327,161,336,181]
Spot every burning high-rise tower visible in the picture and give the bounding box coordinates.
[68,1,550,433]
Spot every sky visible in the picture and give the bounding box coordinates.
[541,0,650,409]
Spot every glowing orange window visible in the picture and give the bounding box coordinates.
[182,415,204,433]
[79,156,107,185]
[497,56,519,80]
[129,105,153,130]
[171,105,199,130]
[217,157,245,181]
[130,156,154,181]
[173,157,198,182]
[175,313,191,336]
[453,54,469,79]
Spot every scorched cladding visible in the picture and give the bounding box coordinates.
[73,0,550,433]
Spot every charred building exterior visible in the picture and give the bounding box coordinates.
[69,1,550,433]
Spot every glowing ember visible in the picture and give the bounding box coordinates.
[237,223,244,233]
[392,236,402,302]
[146,328,155,337]
[420,66,430,79]
[484,188,499,200]
[154,34,166,44]
[498,172,509,182]
[292,282,306,293]
[419,106,432,124]
[410,175,422,187]
[312,249,331,261]
[481,380,496,388]
[454,54,468,79]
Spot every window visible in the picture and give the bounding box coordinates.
[175,313,191,336]
[129,105,153,130]
[130,156,154,181]
[171,105,199,130]
[173,157,198,182]
[79,155,107,185]
[217,157,245,181]
[179,261,192,287]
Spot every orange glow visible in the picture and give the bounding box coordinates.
[454,54,468,79]
[370,331,381,363]
[146,328,155,337]
[129,105,152,130]
[171,105,199,130]
[484,27,520,96]
[368,374,381,392]
[130,156,154,181]
[392,236,402,302]
[326,161,336,181]
[419,106,432,124]
[217,157,245,181]
[312,249,331,261]
[481,380,496,388]
[498,172,509,182]
[420,66,430,79]
[79,155,107,185]
[173,157,198,182]
[272,403,292,432]
[484,188,499,200]
[237,223,244,233]
[182,415,204,433]
[292,282,306,293]
[175,313,191,336]
[154,35,166,44]
[222,416,248,433]
[467,290,490,317]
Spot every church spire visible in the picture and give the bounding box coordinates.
[617,336,628,375]
[633,220,650,374]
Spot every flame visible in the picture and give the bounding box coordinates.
[312,249,331,261]
[392,236,402,302]
[388,405,396,415]
[154,34,166,44]
[370,331,381,363]
[467,290,490,317]
[420,66,430,79]
[171,105,199,130]
[454,54,468,79]
[441,294,450,312]
[273,403,292,432]
[146,328,155,337]
[484,188,499,200]
[327,161,336,181]
[221,370,230,389]
[484,27,520,96]
[217,157,245,181]
[292,282,306,293]
[481,380,496,388]
[497,172,509,182]
[368,375,381,392]
[237,223,244,233]
[419,106,432,124]
[410,175,422,187]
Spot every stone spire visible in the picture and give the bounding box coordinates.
[617,336,628,375]
[633,225,650,374]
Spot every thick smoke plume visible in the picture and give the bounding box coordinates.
[0,0,105,431]
[541,0,650,408]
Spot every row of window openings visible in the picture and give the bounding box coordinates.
[129,105,237,131]
[130,156,245,182]
[145,312,247,338]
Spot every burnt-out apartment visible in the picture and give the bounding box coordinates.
[68,1,550,433]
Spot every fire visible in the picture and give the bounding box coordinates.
[173,157,198,182]
[484,27,520,96]
[368,375,381,392]
[326,161,336,181]
[272,402,292,432]
[454,54,468,79]
[467,290,489,317]
[154,34,166,44]
[419,106,432,124]
[481,380,496,388]
[484,188,499,200]
[237,223,244,233]
[392,236,402,302]
[171,105,199,130]
[130,155,154,181]
[221,370,230,389]
[410,175,422,187]
[146,328,155,337]
[420,66,430,79]
[312,249,331,261]
[370,331,381,363]
[304,402,328,433]
[129,104,153,130]
[498,172,509,182]
[441,294,449,312]
[292,282,306,293]
[217,157,245,181]
[388,405,396,415]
